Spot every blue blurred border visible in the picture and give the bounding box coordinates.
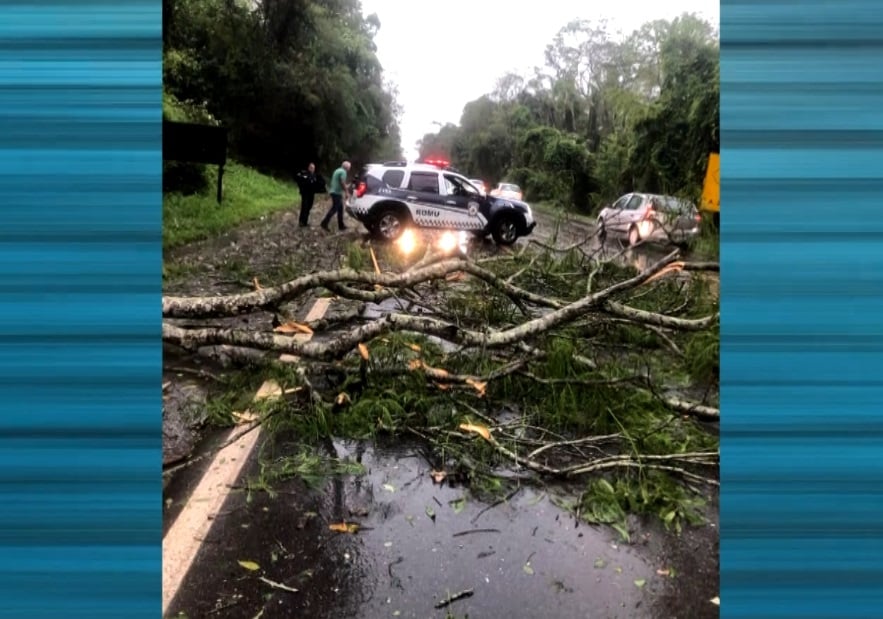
[721,0,883,616]
[0,2,161,617]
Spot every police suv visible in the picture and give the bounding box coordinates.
[346,160,536,245]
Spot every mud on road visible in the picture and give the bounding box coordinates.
[162,201,720,619]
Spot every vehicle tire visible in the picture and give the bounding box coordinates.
[628,225,641,247]
[491,214,519,245]
[372,206,409,241]
[596,219,607,243]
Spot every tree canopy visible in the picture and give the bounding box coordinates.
[418,14,719,212]
[163,0,403,178]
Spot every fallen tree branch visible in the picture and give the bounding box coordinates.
[456,262,552,312]
[527,434,622,460]
[505,252,542,284]
[323,282,392,303]
[305,304,367,331]
[452,423,717,484]
[167,366,223,382]
[587,243,635,293]
[559,451,718,475]
[163,259,472,318]
[659,396,720,421]
[515,372,643,388]
[604,301,718,331]
[164,251,683,359]
[563,461,719,486]
[164,248,702,329]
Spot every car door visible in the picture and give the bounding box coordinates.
[617,194,647,232]
[441,174,487,231]
[403,170,447,227]
[604,194,631,233]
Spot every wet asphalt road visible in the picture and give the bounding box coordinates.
[164,437,718,619]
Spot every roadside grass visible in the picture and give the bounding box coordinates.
[687,213,720,259]
[163,162,298,250]
[162,261,204,284]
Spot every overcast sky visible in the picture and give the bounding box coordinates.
[358,0,719,160]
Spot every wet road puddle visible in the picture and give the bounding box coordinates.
[166,438,667,619]
[323,440,657,619]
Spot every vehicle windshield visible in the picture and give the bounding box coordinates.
[499,183,520,192]
[444,174,480,196]
[652,195,695,213]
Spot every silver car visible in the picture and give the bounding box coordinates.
[469,179,487,195]
[597,193,701,246]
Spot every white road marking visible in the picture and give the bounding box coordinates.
[162,297,333,614]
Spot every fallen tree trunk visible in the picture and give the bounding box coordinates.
[164,251,696,358]
[163,249,718,320]
[162,258,471,318]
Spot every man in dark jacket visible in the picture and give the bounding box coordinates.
[294,163,326,227]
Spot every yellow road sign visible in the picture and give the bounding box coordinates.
[700,152,719,213]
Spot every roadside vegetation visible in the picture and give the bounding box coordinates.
[163,162,298,249]
[163,0,403,179]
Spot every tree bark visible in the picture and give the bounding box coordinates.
[604,301,718,331]
[163,250,718,321]
[163,250,686,359]
[162,259,472,318]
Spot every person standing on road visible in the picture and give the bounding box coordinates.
[294,162,326,227]
[320,160,351,232]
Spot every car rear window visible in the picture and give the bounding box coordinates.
[364,174,384,191]
[651,195,695,213]
[501,184,520,192]
[408,172,439,194]
[381,169,405,187]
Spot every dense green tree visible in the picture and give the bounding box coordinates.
[163,0,402,187]
[416,13,719,213]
